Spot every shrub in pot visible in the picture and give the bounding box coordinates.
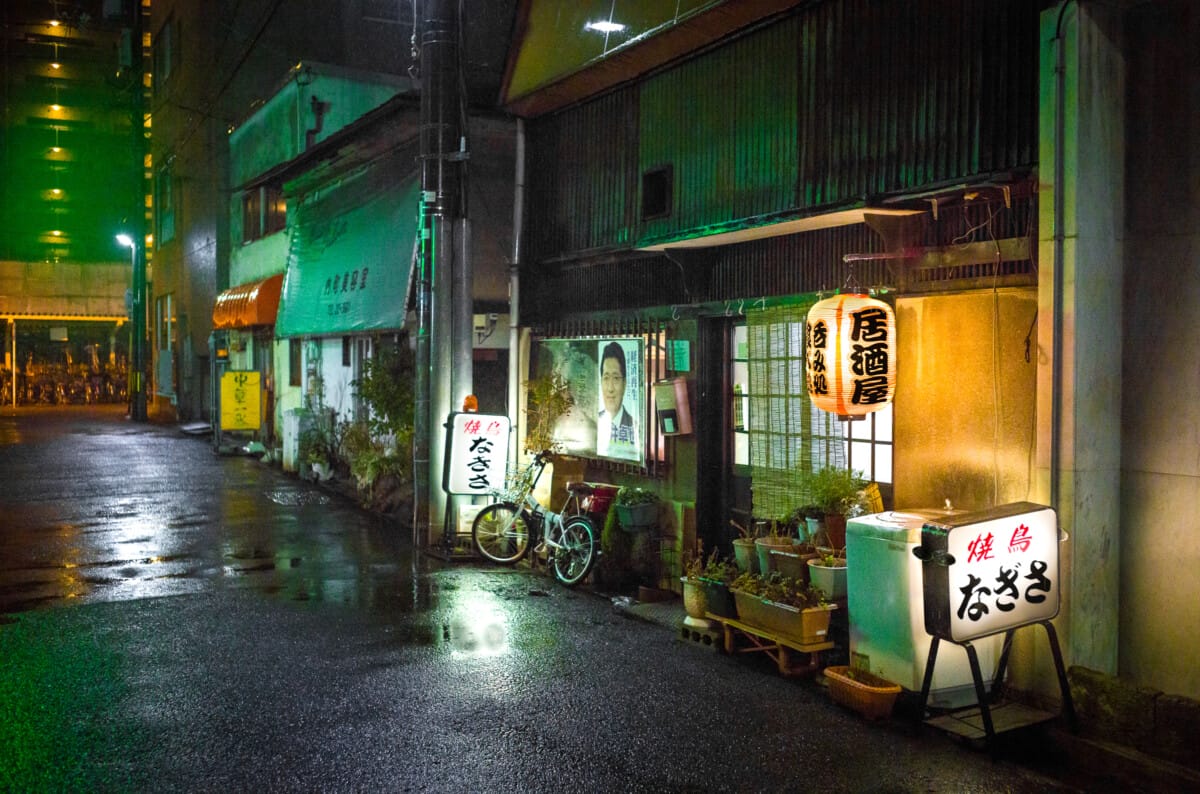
[614,486,659,531]
[730,571,836,646]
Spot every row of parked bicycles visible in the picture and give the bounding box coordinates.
[0,364,128,406]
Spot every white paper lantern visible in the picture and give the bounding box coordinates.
[805,293,896,417]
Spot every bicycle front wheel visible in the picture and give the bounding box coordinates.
[551,515,597,587]
[472,503,530,564]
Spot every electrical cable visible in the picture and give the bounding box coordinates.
[156,0,286,163]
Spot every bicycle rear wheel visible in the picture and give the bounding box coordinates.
[472,503,530,564]
[551,515,597,586]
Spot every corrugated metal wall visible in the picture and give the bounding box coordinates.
[525,88,639,258]
[796,0,1039,205]
[639,17,800,243]
[521,0,1041,319]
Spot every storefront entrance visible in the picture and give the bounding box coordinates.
[695,316,751,554]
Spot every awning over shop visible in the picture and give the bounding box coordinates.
[276,163,420,338]
[211,273,284,329]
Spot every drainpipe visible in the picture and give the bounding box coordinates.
[508,119,525,470]
[1050,0,1075,512]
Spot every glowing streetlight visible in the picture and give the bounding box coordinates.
[116,233,147,421]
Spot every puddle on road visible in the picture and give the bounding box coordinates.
[266,490,331,506]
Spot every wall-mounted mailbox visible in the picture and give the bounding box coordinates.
[654,377,692,436]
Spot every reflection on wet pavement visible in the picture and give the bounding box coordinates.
[0,406,442,618]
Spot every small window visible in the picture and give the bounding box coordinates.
[642,166,672,220]
[153,15,178,88]
[289,339,302,387]
[241,185,286,243]
[342,336,352,367]
[264,186,286,234]
[241,189,262,243]
[156,161,176,243]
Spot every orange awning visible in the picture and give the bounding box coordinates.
[212,273,283,329]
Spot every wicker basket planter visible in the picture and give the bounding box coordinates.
[824,666,902,720]
[730,590,835,646]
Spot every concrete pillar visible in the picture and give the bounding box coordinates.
[1032,0,1125,687]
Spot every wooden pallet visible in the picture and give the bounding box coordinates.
[707,613,834,677]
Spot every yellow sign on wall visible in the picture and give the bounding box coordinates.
[220,370,261,431]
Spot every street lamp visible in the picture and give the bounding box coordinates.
[116,233,147,421]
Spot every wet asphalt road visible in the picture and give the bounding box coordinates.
[0,406,1116,792]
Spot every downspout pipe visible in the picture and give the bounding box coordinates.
[508,119,525,470]
[1050,0,1075,513]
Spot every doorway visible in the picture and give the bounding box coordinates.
[696,317,752,555]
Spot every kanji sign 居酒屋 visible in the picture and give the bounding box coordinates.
[805,293,896,418]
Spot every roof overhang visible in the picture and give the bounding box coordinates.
[502,0,808,118]
[212,273,284,330]
[637,207,926,252]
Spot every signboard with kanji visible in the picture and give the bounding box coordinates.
[918,502,1058,642]
[220,370,261,431]
[443,412,511,495]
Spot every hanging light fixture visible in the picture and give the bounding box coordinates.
[805,261,897,418]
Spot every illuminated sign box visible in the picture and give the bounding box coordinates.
[219,370,261,431]
[443,412,510,495]
[917,502,1058,643]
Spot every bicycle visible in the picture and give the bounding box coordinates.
[471,450,599,587]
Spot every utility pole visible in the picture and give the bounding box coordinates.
[125,0,148,422]
[415,0,469,547]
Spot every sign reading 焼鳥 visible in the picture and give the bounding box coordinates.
[918,502,1059,643]
[443,413,511,495]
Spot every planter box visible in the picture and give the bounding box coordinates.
[700,577,738,619]
[616,502,657,530]
[771,548,819,584]
[824,665,902,720]
[731,590,836,646]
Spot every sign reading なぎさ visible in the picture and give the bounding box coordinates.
[917,502,1059,643]
[220,370,261,431]
[443,413,511,495]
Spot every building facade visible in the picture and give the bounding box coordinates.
[499,0,1200,723]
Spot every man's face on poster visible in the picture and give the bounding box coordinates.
[601,355,624,417]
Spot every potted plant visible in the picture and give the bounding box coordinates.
[791,504,824,545]
[680,543,712,628]
[754,519,796,574]
[729,571,836,646]
[298,425,332,481]
[807,546,848,601]
[805,466,867,549]
[614,486,659,531]
[824,664,902,720]
[730,520,760,574]
[696,546,738,619]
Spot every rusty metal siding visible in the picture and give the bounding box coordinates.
[639,17,800,244]
[525,87,638,259]
[797,0,1039,205]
